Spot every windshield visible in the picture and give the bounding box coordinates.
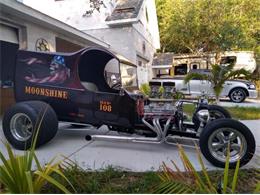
[104,58,121,89]
[120,63,138,88]
[104,59,138,90]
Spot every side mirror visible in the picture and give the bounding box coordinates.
[119,88,125,96]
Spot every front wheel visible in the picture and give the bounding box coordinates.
[199,118,255,168]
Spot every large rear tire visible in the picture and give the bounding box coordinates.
[199,118,255,168]
[2,101,58,150]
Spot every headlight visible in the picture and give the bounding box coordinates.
[247,83,256,89]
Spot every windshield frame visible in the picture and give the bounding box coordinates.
[104,58,122,90]
[120,62,138,90]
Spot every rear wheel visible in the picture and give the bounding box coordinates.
[3,101,58,150]
[199,118,255,168]
[193,105,231,130]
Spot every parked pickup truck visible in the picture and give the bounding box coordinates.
[152,69,258,103]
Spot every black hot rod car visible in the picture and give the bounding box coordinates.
[2,47,256,168]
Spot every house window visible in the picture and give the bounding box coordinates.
[174,64,188,75]
[115,7,135,13]
[145,7,149,23]
[156,69,171,78]
[142,41,146,54]
[190,63,200,70]
[220,56,236,66]
[138,61,142,66]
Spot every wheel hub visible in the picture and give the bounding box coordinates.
[10,113,33,142]
[208,128,247,163]
[231,90,244,102]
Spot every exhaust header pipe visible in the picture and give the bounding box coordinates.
[85,117,172,144]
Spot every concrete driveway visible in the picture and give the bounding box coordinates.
[0,120,259,172]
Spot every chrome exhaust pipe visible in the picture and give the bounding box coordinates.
[86,135,164,144]
[86,117,173,144]
[86,134,141,142]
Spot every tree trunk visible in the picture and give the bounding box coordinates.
[215,95,220,104]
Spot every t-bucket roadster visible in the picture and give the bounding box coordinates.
[2,47,256,168]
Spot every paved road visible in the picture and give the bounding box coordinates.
[0,120,259,171]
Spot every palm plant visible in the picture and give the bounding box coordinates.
[0,108,75,193]
[154,144,241,194]
[184,63,251,103]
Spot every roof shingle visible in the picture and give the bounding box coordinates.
[152,53,174,66]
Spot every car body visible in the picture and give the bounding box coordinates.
[1,47,256,168]
[15,47,140,128]
[151,70,258,103]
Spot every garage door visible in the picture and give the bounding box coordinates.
[0,23,19,114]
[0,23,19,44]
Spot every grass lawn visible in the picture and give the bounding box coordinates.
[226,106,260,120]
[42,166,259,193]
[182,104,260,120]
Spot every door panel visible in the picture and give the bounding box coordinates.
[189,79,203,95]
[189,79,213,96]
[92,92,135,127]
[93,92,120,122]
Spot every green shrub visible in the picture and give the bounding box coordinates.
[140,83,151,97]
[154,144,242,194]
[158,86,165,98]
[173,91,185,100]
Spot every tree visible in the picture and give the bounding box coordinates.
[184,64,251,103]
[156,0,260,55]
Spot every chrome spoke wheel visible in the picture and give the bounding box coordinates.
[10,113,33,141]
[208,128,247,163]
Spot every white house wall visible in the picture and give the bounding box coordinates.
[134,0,160,50]
[85,27,136,62]
[23,0,116,30]
[26,23,56,51]
[145,0,160,49]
